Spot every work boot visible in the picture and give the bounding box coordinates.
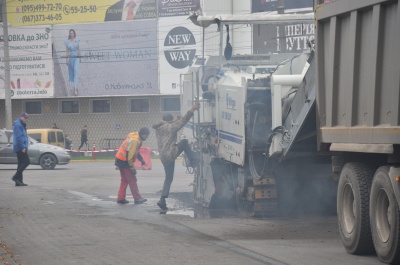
[117,199,129,204]
[183,153,199,168]
[157,197,168,210]
[12,177,27,186]
[134,197,147,204]
[189,151,200,168]
[190,158,200,168]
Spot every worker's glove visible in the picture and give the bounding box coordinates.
[140,160,145,166]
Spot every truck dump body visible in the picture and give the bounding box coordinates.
[316,0,400,148]
[316,2,400,264]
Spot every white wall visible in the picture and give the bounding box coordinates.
[232,1,252,55]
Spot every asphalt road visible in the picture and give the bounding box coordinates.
[0,161,382,265]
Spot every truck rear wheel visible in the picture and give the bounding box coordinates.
[337,162,375,254]
[370,166,400,264]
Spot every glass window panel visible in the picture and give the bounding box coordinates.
[162,97,180,112]
[130,99,149,112]
[25,101,42,114]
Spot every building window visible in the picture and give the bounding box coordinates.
[161,97,180,112]
[91,99,110,113]
[25,101,42,114]
[60,100,79,114]
[130,98,149,113]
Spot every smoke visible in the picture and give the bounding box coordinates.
[275,159,337,217]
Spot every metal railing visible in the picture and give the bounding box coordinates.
[100,138,125,150]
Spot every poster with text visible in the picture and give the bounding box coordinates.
[52,20,158,97]
[158,16,202,94]
[0,25,54,99]
[7,0,156,26]
[253,22,314,54]
[158,0,200,17]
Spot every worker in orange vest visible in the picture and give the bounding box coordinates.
[115,127,149,204]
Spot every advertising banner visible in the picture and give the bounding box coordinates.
[253,22,314,54]
[158,0,200,17]
[52,20,158,97]
[7,0,157,26]
[158,16,202,94]
[252,0,312,13]
[0,26,54,99]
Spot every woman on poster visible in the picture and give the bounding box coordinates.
[65,29,81,96]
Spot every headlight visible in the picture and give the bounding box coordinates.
[64,151,69,155]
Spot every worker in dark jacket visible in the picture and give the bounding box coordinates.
[152,103,200,210]
[12,112,30,186]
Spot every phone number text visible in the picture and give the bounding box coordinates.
[20,4,97,15]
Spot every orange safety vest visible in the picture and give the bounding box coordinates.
[115,135,142,162]
[115,137,133,161]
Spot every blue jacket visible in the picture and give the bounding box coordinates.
[13,118,28,152]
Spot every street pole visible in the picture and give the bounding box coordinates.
[2,0,12,129]
[278,0,285,14]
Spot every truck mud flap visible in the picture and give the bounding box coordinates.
[389,167,400,210]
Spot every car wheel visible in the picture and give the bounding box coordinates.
[39,154,57,170]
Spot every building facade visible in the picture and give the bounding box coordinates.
[1,0,311,150]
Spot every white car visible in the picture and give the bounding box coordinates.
[0,130,70,170]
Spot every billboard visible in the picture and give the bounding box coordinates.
[52,20,158,97]
[158,16,202,94]
[252,0,313,13]
[253,22,314,54]
[7,0,157,26]
[158,0,200,17]
[0,25,54,99]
